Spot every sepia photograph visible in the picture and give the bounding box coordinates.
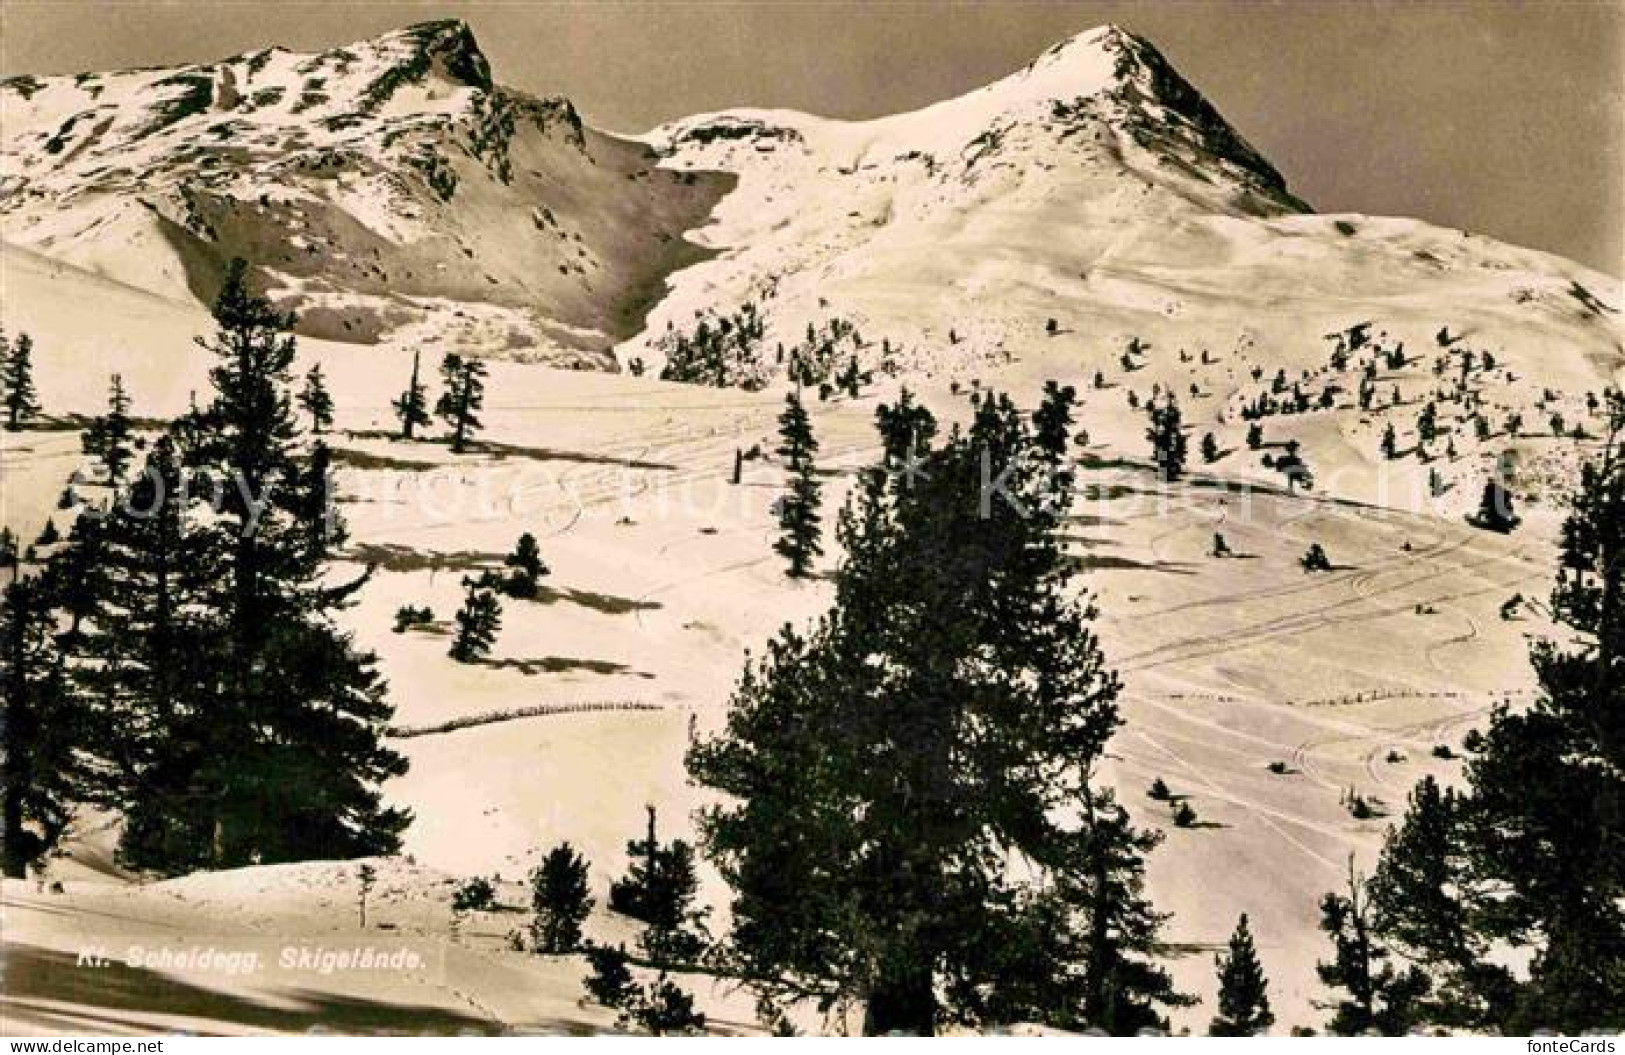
[0,0,1621,1039]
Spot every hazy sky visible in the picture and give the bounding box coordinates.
[3,1,1620,275]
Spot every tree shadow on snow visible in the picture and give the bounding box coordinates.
[482,657,655,679]
[1065,554,1196,576]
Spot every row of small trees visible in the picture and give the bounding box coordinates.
[533,807,709,1034]
[392,349,487,452]
[545,807,1275,1037]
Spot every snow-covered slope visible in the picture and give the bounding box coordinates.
[1,20,727,366]
[631,25,1618,386]
[614,24,1621,513]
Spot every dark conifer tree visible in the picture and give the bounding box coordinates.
[1031,380,1078,514]
[71,437,221,870]
[1,578,75,877]
[1471,476,1518,533]
[287,439,343,562]
[582,946,706,1035]
[40,514,104,642]
[1316,862,1430,1035]
[874,387,937,471]
[532,842,594,954]
[299,363,335,435]
[1,577,86,877]
[1417,402,1438,446]
[1210,914,1275,1036]
[637,838,707,966]
[837,355,867,398]
[502,532,549,599]
[584,944,638,1008]
[1366,776,1512,1028]
[176,258,408,868]
[1201,432,1220,463]
[774,390,822,578]
[609,805,660,919]
[1032,380,1077,460]
[627,975,707,1035]
[393,350,431,440]
[450,576,501,663]
[1381,423,1398,460]
[2,332,41,431]
[609,806,709,966]
[1146,396,1187,481]
[82,374,134,484]
[689,392,1183,1035]
[436,352,487,453]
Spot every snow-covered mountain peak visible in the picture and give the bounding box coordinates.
[1,17,1617,439]
[976,22,1298,210]
[0,19,727,365]
[357,18,494,95]
[648,24,1302,221]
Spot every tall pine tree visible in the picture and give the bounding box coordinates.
[1210,914,1275,1036]
[2,331,41,431]
[450,576,501,663]
[1,577,85,877]
[689,391,1183,1034]
[1367,776,1513,1028]
[874,387,937,471]
[40,514,104,642]
[1146,396,1187,482]
[607,805,709,965]
[71,437,223,870]
[299,363,335,435]
[81,374,134,484]
[169,258,408,868]
[773,391,822,578]
[1316,860,1431,1035]
[532,842,594,954]
[393,350,431,440]
[436,353,487,453]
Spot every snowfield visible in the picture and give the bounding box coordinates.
[2,17,1622,1037]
